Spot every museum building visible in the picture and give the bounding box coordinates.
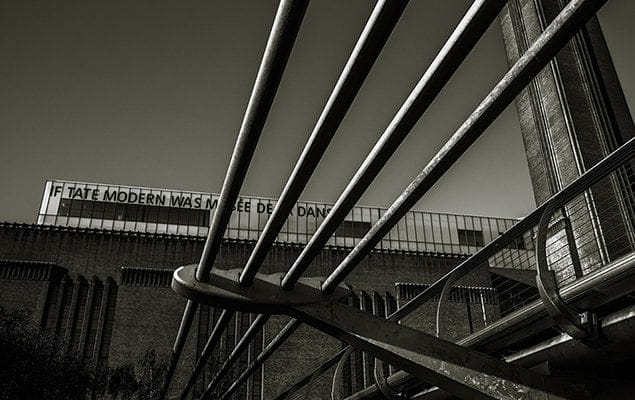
[0,179,528,399]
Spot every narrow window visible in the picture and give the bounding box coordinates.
[334,220,372,238]
[457,229,484,247]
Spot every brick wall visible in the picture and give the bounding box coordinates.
[0,223,495,399]
[500,0,635,282]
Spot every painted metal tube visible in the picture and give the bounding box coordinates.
[281,0,509,290]
[239,0,410,286]
[195,0,308,284]
[160,1,308,398]
[321,0,609,294]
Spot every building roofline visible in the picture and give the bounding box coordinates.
[42,179,521,220]
[0,221,469,258]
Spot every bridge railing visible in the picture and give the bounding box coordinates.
[437,151,635,338]
[278,136,635,400]
[158,0,621,399]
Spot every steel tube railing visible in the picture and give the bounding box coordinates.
[281,0,509,289]
[179,309,234,400]
[239,0,410,287]
[174,0,613,397]
[220,318,303,400]
[364,252,635,400]
[201,314,271,399]
[211,1,509,393]
[386,141,634,323]
[277,136,634,400]
[353,255,635,400]
[209,1,409,392]
[320,0,608,294]
[160,1,308,398]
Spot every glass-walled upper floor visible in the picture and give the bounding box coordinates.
[37,179,531,256]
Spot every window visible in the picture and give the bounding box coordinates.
[335,220,371,238]
[157,207,169,224]
[500,233,527,250]
[56,199,211,227]
[92,202,105,219]
[124,204,140,221]
[103,203,116,220]
[81,200,94,217]
[114,203,126,221]
[457,229,484,247]
[58,199,71,217]
[178,208,189,225]
[69,199,83,217]
[146,205,159,223]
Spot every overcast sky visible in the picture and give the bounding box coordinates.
[1,0,633,223]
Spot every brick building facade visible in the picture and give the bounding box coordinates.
[0,222,502,399]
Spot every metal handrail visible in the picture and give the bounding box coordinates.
[534,197,599,341]
[408,138,635,398]
[434,139,634,344]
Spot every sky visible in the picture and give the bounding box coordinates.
[1,0,633,223]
